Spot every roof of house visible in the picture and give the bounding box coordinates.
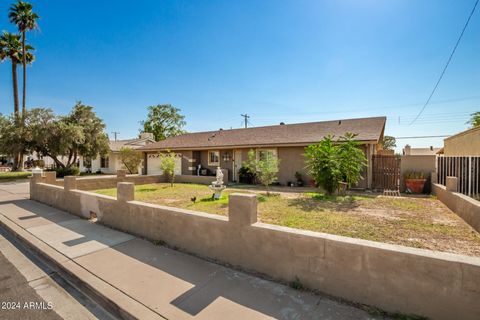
[140,116,386,151]
[109,138,156,152]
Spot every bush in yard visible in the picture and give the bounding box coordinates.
[305,133,367,194]
[338,133,367,188]
[119,147,142,174]
[243,149,280,196]
[52,165,80,178]
[304,135,342,194]
[159,150,177,187]
[238,166,255,184]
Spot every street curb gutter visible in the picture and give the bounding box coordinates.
[0,215,166,320]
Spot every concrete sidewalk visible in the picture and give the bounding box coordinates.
[0,182,387,320]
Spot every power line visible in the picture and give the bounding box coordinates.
[111,131,120,141]
[410,0,479,125]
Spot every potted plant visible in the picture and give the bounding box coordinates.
[295,171,304,187]
[404,172,427,194]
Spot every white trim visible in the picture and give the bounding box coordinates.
[208,150,220,166]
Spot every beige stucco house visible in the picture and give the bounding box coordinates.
[80,133,155,174]
[139,117,386,189]
[442,126,480,156]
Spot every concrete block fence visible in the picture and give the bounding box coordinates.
[433,176,480,233]
[30,172,480,320]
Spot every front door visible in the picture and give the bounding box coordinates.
[233,150,242,182]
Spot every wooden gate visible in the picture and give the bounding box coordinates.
[372,155,401,191]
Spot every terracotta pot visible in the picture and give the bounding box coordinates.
[405,179,426,194]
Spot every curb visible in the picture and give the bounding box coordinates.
[0,214,166,320]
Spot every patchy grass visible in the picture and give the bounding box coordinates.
[0,171,31,181]
[94,183,480,257]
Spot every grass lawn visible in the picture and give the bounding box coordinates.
[0,171,31,181]
[94,183,480,257]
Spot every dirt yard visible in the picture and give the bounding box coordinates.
[94,183,480,257]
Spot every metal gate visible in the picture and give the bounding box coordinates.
[372,155,401,191]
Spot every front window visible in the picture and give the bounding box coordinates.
[100,156,109,168]
[208,150,220,166]
[257,149,277,161]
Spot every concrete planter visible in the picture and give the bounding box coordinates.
[405,178,426,194]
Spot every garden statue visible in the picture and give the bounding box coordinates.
[209,167,226,199]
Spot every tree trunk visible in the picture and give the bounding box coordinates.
[11,61,22,171]
[21,31,26,121]
[12,61,19,120]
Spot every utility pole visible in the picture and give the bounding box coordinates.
[111,131,120,141]
[241,114,250,128]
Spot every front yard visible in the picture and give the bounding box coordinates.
[94,183,480,257]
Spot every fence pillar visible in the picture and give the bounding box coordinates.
[228,193,257,226]
[431,171,437,185]
[446,176,458,192]
[117,182,134,202]
[64,176,77,191]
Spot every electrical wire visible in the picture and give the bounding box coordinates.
[409,0,479,125]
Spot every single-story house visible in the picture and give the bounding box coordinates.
[441,126,480,156]
[139,116,387,189]
[80,133,156,174]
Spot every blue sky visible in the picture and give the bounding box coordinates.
[0,0,478,152]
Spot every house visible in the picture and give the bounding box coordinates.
[80,133,156,174]
[441,126,480,156]
[402,144,441,156]
[139,116,387,189]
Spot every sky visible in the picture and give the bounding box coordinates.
[0,0,478,152]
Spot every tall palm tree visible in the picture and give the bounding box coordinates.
[9,1,39,120]
[0,32,22,120]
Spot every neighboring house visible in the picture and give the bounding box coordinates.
[139,117,387,189]
[80,133,156,174]
[441,126,480,156]
[402,145,441,156]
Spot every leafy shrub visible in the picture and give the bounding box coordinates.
[238,166,255,184]
[53,166,80,178]
[243,149,280,195]
[305,133,367,194]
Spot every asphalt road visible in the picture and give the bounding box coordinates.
[0,249,62,320]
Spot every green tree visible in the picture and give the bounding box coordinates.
[0,112,27,167]
[140,104,186,141]
[382,135,396,150]
[159,151,177,187]
[467,111,480,128]
[119,147,142,174]
[304,135,342,194]
[243,149,280,195]
[338,133,367,187]
[9,0,39,119]
[25,102,109,169]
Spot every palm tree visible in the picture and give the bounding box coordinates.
[9,1,39,120]
[0,32,22,120]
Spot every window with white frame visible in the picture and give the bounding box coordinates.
[208,150,220,166]
[257,148,277,161]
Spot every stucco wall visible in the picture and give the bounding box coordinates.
[277,147,312,186]
[400,155,437,193]
[30,174,480,320]
[433,183,480,233]
[444,126,480,156]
